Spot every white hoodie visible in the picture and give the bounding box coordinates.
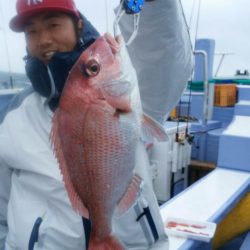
[0,88,168,250]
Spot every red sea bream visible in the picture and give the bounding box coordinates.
[51,34,167,250]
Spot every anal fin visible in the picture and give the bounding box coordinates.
[116,174,143,216]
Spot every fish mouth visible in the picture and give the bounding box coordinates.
[102,80,132,98]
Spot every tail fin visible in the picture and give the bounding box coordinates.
[88,234,125,250]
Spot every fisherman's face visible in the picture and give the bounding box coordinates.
[24,12,82,65]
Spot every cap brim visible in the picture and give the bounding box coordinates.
[9,7,79,32]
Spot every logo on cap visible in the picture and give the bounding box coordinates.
[27,0,43,6]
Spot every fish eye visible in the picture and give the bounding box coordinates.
[84,59,100,77]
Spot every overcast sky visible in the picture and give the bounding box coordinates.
[0,0,249,77]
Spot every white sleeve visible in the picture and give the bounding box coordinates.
[0,158,12,249]
[118,0,194,124]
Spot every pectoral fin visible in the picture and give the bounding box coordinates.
[141,113,169,142]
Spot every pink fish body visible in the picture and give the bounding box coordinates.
[51,35,167,249]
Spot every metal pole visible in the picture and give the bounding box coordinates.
[194,50,208,126]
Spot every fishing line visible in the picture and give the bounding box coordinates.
[188,0,197,29]
[113,0,125,37]
[194,0,202,45]
[179,0,196,137]
[179,0,194,53]
[105,0,109,33]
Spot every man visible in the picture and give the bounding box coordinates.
[0,0,168,249]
